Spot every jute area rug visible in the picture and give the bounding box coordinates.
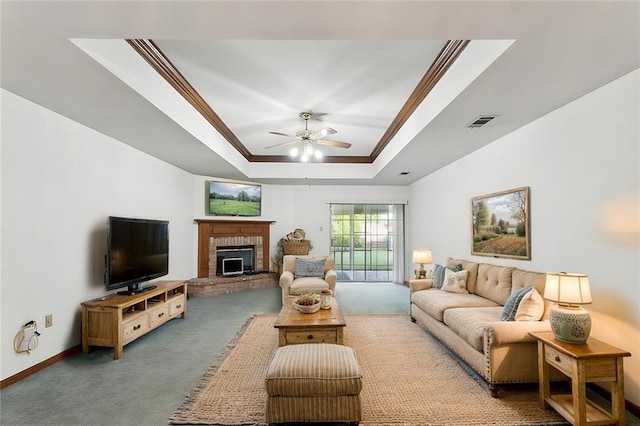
[169,315,566,425]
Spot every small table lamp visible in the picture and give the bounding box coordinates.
[544,272,592,344]
[412,249,432,279]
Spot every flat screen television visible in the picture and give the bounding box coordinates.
[206,180,261,217]
[105,216,169,295]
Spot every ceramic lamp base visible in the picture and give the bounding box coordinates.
[414,264,426,279]
[549,304,591,344]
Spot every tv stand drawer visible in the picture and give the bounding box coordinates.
[149,305,170,327]
[169,295,186,316]
[123,316,149,342]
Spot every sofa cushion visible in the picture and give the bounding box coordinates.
[515,288,545,321]
[411,289,500,322]
[447,259,479,293]
[501,286,532,321]
[512,269,552,320]
[295,259,326,277]
[443,307,503,351]
[441,269,469,294]
[474,264,514,305]
[433,263,462,289]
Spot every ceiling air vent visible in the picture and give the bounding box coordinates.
[468,115,498,128]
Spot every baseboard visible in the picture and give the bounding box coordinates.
[588,383,640,419]
[0,345,81,390]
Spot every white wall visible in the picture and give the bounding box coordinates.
[4,68,638,406]
[192,176,409,270]
[1,89,194,381]
[407,69,640,405]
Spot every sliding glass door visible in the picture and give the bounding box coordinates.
[330,204,405,283]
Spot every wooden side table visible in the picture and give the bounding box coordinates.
[529,331,631,426]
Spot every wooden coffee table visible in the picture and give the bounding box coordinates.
[274,296,346,346]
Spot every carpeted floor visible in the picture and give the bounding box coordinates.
[170,314,567,426]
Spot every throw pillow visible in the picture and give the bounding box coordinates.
[501,286,532,321]
[515,288,545,321]
[433,264,462,289]
[294,259,325,277]
[441,269,469,294]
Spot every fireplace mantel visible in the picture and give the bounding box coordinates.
[194,219,275,278]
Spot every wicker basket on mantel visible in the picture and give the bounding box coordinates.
[282,240,311,255]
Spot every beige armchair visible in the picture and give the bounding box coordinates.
[279,255,337,303]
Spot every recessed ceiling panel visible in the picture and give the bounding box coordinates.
[155,40,445,157]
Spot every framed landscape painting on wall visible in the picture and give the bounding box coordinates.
[471,186,530,260]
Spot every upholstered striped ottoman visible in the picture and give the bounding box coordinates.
[265,343,363,425]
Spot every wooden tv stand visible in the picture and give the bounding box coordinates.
[81,280,186,359]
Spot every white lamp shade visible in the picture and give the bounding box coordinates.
[412,249,432,264]
[544,272,592,305]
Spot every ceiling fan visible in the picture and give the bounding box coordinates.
[266,112,352,161]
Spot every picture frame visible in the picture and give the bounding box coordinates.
[471,186,530,260]
[206,179,262,217]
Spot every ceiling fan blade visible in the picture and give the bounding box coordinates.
[316,139,352,149]
[269,131,295,138]
[309,127,337,140]
[265,140,298,149]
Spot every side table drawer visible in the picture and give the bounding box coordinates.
[285,329,337,345]
[544,345,573,376]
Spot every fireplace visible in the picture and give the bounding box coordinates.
[194,219,275,278]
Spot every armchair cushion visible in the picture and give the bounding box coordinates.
[294,259,326,277]
[290,277,331,294]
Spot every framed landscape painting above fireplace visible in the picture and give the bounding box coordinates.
[471,186,530,260]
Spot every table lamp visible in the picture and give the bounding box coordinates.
[544,272,592,344]
[412,249,432,279]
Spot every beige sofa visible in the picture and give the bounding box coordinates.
[410,258,555,397]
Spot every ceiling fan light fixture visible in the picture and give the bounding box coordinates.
[266,111,352,160]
